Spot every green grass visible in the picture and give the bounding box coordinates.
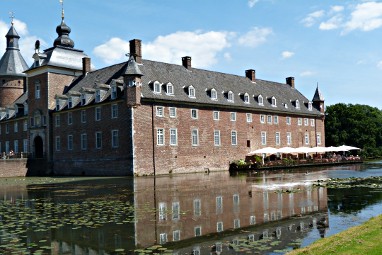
[287,214,382,255]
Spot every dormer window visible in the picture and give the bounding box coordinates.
[308,102,313,111]
[154,81,161,93]
[211,89,217,100]
[227,91,234,102]
[111,86,117,100]
[166,83,174,95]
[68,97,73,108]
[81,94,86,105]
[56,99,60,111]
[188,86,196,98]
[244,93,250,104]
[271,96,277,107]
[95,90,101,103]
[258,95,263,106]
[296,100,300,109]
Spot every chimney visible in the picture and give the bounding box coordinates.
[129,39,142,64]
[182,56,192,69]
[245,69,256,82]
[82,57,91,76]
[286,77,295,88]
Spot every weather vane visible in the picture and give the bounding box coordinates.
[9,11,14,25]
[59,0,65,20]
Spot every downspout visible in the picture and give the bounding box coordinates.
[151,104,156,176]
[130,107,135,174]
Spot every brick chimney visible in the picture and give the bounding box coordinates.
[182,56,192,69]
[82,57,91,76]
[286,77,295,88]
[129,39,142,64]
[245,69,256,82]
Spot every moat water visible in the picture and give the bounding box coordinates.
[1,162,382,255]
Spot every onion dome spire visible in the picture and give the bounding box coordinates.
[53,0,75,48]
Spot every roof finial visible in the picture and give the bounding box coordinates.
[59,0,64,20]
[9,11,14,26]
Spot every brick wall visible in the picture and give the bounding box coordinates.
[0,77,25,107]
[0,159,28,177]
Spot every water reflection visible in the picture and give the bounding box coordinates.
[0,167,381,254]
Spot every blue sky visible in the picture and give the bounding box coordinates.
[1,0,382,108]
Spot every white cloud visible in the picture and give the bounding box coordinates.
[238,27,273,48]
[248,0,259,8]
[319,15,343,30]
[343,2,382,33]
[377,61,382,70]
[281,51,294,59]
[330,5,344,13]
[301,10,325,27]
[93,37,130,65]
[93,31,232,68]
[0,19,45,65]
[224,52,232,61]
[300,71,315,77]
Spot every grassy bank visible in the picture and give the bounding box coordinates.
[287,214,382,255]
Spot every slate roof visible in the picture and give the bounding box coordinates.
[65,59,322,116]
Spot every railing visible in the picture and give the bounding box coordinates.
[1,152,31,160]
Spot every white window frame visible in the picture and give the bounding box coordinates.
[81,133,87,150]
[169,107,176,118]
[194,226,202,237]
[95,90,101,103]
[267,115,272,124]
[95,131,102,149]
[286,116,291,125]
[55,136,61,151]
[244,93,250,103]
[157,128,165,146]
[111,86,117,99]
[23,139,28,153]
[191,129,199,146]
[111,104,118,119]
[261,131,267,145]
[154,81,161,94]
[194,199,201,217]
[298,118,302,126]
[35,81,40,99]
[67,135,73,151]
[310,119,315,126]
[68,97,73,108]
[287,132,292,146]
[217,222,224,232]
[214,130,221,146]
[296,100,300,109]
[191,109,198,119]
[67,112,73,125]
[213,111,219,120]
[317,133,322,145]
[159,202,167,221]
[230,112,236,121]
[231,130,238,145]
[271,96,277,107]
[227,91,234,102]
[166,83,174,95]
[172,202,180,220]
[275,132,281,145]
[258,95,263,105]
[305,132,310,145]
[173,230,180,242]
[188,86,196,98]
[304,118,309,126]
[246,113,252,123]
[308,102,313,111]
[274,115,279,124]
[159,232,167,244]
[156,106,164,117]
[170,128,177,146]
[112,130,119,148]
[211,88,217,100]
[260,115,265,124]
[14,140,18,153]
[95,107,101,121]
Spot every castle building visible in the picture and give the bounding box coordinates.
[0,15,325,176]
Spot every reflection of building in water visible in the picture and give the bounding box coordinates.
[134,172,328,248]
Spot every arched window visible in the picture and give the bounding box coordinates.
[153,81,161,93]
[228,91,234,102]
[244,93,250,103]
[271,96,277,107]
[296,100,300,109]
[308,102,313,111]
[258,95,263,105]
[188,86,196,98]
[166,83,174,95]
[211,89,217,100]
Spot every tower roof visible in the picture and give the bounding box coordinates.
[53,19,75,48]
[123,55,143,77]
[312,85,324,101]
[0,24,28,77]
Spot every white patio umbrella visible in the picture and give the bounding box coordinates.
[336,145,361,151]
[277,147,297,154]
[248,147,278,155]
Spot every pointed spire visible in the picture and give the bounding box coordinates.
[124,54,143,77]
[313,83,324,101]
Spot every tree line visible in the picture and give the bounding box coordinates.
[325,103,382,158]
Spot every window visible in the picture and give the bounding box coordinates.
[166,83,174,95]
[173,230,180,242]
[308,102,313,111]
[244,93,250,103]
[304,118,309,126]
[112,130,119,148]
[227,91,234,102]
[261,131,267,145]
[30,117,34,127]
[275,132,280,145]
[5,141,9,154]
[298,118,302,126]
[169,107,176,118]
[159,202,167,221]
[23,120,28,131]
[271,97,277,107]
[317,133,322,145]
[258,95,264,105]
[287,132,292,145]
[95,132,102,149]
[310,119,315,126]
[246,113,252,123]
[67,112,73,125]
[296,100,300,109]
[191,129,199,146]
[230,112,236,121]
[213,111,220,120]
[5,124,9,134]
[67,135,73,150]
[14,140,18,153]
[55,99,60,111]
[95,90,101,102]
[267,115,272,124]
[250,216,256,225]
[95,107,101,121]
[194,199,201,217]
[172,202,180,220]
[286,117,291,125]
[231,131,237,145]
[156,106,164,117]
[81,110,86,123]
[260,115,265,123]
[111,104,118,119]
[35,80,40,99]
[217,222,224,232]
[157,129,164,146]
[305,133,310,145]
[194,226,202,237]
[14,122,18,133]
[68,97,73,108]
[188,86,195,98]
[23,139,28,153]
[234,219,240,229]
[170,128,177,146]
[159,233,167,245]
[211,89,217,100]
[154,81,161,93]
[216,196,223,214]
[81,133,87,150]
[111,86,117,99]
[214,130,221,146]
[55,136,61,151]
[274,115,279,124]
[54,115,60,127]
[191,109,198,119]
[81,94,86,105]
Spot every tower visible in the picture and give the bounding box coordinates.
[0,20,29,108]
[312,85,325,114]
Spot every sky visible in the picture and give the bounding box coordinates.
[1,0,382,109]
